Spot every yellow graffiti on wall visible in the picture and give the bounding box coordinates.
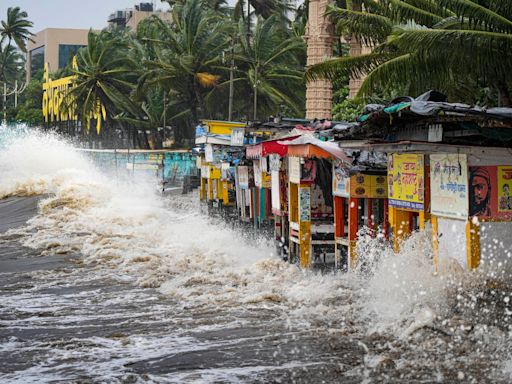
[42,58,106,134]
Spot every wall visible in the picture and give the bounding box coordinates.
[438,217,467,270]
[480,221,512,279]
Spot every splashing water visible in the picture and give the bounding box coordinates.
[1,127,512,382]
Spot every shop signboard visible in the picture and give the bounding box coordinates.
[430,154,468,219]
[388,153,425,211]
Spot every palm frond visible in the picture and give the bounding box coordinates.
[326,5,393,45]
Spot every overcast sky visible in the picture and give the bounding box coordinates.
[0,1,171,33]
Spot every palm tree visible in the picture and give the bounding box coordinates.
[0,44,24,84]
[233,14,306,119]
[68,30,140,137]
[140,0,232,137]
[306,0,512,106]
[0,6,34,52]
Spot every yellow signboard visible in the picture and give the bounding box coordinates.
[388,154,425,211]
[42,60,106,134]
[350,173,387,199]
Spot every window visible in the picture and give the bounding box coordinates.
[58,44,85,68]
[30,46,45,77]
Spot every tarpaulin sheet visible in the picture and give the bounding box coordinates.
[279,135,351,163]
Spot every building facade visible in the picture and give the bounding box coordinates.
[26,28,89,81]
[107,2,172,30]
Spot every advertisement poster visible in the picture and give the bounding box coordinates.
[333,162,350,198]
[350,174,387,199]
[238,166,249,189]
[271,170,280,214]
[430,154,468,219]
[388,154,425,211]
[469,166,512,219]
[498,166,512,212]
[289,157,300,183]
[299,187,311,222]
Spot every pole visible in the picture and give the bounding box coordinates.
[253,69,257,121]
[14,80,18,108]
[228,52,234,121]
[163,90,166,129]
[3,83,6,123]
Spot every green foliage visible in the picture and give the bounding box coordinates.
[15,72,43,126]
[332,98,364,121]
[307,0,512,106]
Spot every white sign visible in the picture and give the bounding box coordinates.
[428,124,443,142]
[332,162,350,198]
[221,162,230,180]
[260,156,268,173]
[230,128,245,146]
[271,170,280,214]
[205,144,214,162]
[254,160,262,188]
[430,154,469,219]
[289,157,300,184]
[238,166,249,189]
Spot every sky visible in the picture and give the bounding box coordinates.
[0,0,170,33]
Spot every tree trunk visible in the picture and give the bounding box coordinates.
[498,82,512,108]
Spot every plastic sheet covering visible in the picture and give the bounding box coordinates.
[280,135,351,163]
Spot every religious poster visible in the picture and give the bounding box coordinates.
[332,162,350,198]
[388,153,425,211]
[430,154,469,219]
[271,170,280,215]
[238,166,249,189]
[289,157,300,183]
[498,166,512,212]
[299,187,311,222]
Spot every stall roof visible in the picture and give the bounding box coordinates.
[281,135,351,162]
[246,135,299,159]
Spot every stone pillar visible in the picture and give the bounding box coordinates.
[305,0,334,120]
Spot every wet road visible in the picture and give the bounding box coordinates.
[1,196,512,383]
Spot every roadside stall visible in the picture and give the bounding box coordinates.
[195,120,246,211]
[283,135,350,269]
[246,136,299,257]
[332,159,388,270]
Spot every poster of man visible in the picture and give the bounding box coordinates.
[469,167,493,217]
